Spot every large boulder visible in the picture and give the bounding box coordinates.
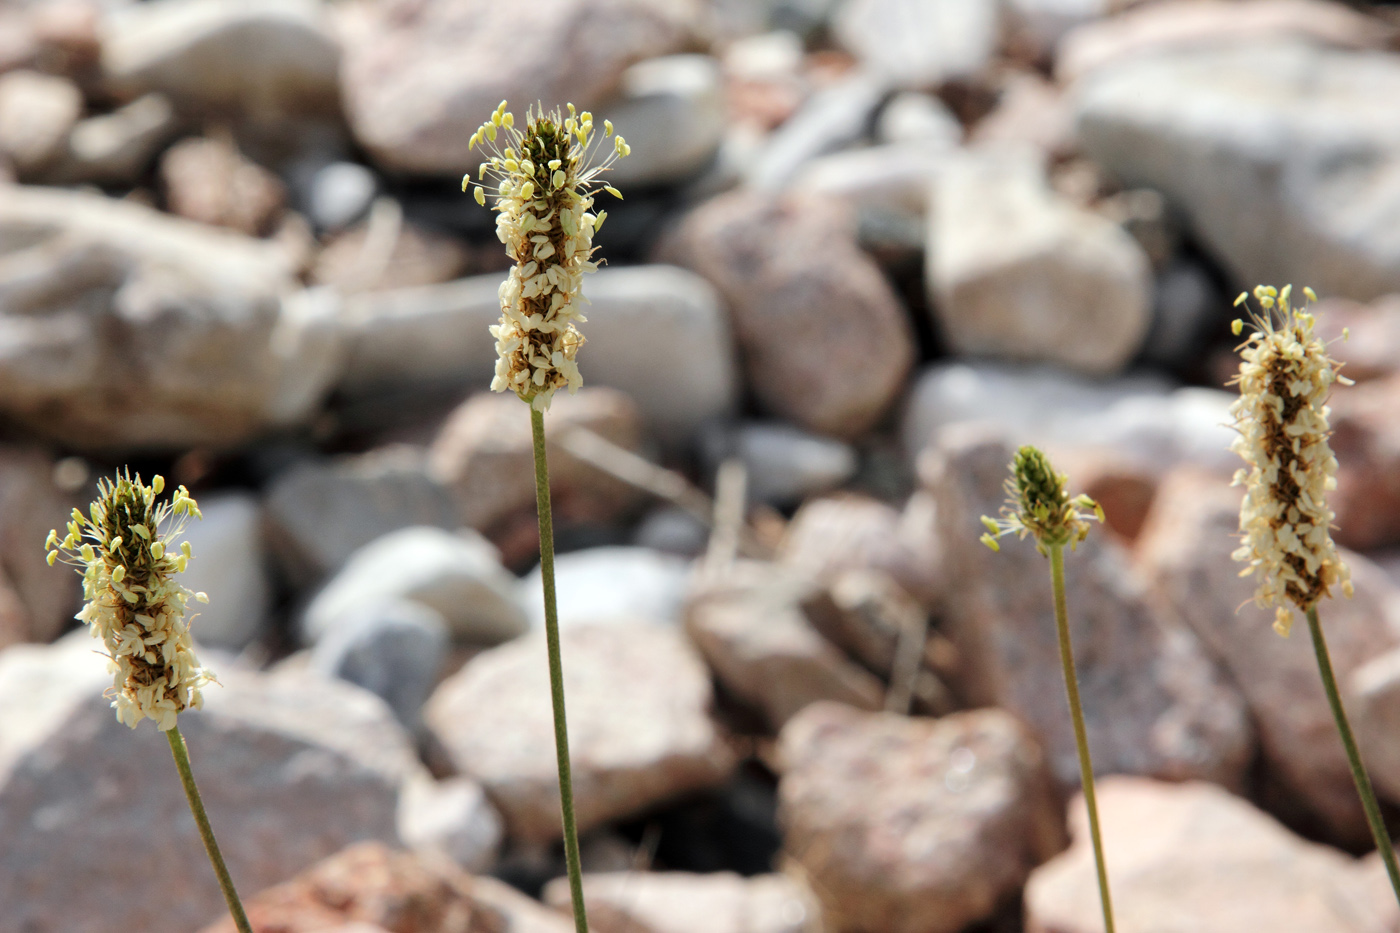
[0,186,342,450]
[1075,42,1400,301]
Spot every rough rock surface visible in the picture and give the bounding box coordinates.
[542,871,821,933]
[658,191,914,438]
[1135,468,1400,843]
[339,0,697,172]
[424,622,736,842]
[428,388,645,541]
[1025,777,1396,933]
[0,653,418,933]
[1076,42,1400,301]
[924,431,1254,790]
[686,570,885,730]
[0,186,341,450]
[778,702,1065,933]
[265,445,460,584]
[927,149,1152,375]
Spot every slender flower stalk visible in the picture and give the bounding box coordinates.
[466,101,628,933]
[45,472,252,933]
[981,446,1115,933]
[1229,284,1400,905]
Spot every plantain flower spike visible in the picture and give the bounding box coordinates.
[980,445,1104,556]
[45,471,212,731]
[464,101,629,412]
[1229,284,1354,637]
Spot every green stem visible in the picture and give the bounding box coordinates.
[165,726,253,933]
[1306,605,1400,906]
[1048,545,1116,933]
[531,406,589,933]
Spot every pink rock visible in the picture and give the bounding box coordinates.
[542,871,820,933]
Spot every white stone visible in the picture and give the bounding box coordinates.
[177,492,270,650]
[927,148,1153,375]
[306,160,378,232]
[1075,42,1400,301]
[301,526,528,646]
[875,91,963,147]
[747,72,886,190]
[0,70,82,176]
[833,0,1001,88]
[522,546,692,630]
[339,264,737,439]
[398,773,503,874]
[602,54,726,187]
[101,0,341,116]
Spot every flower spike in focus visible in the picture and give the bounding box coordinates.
[46,470,212,731]
[463,101,629,412]
[1228,284,1353,637]
[980,445,1104,556]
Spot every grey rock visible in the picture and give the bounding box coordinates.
[100,0,341,117]
[424,622,737,843]
[927,148,1153,375]
[0,70,83,177]
[708,421,857,507]
[789,143,949,222]
[1351,647,1400,806]
[632,506,710,558]
[339,265,737,439]
[0,447,81,644]
[875,91,963,147]
[1136,468,1400,842]
[301,526,528,647]
[1141,258,1222,369]
[925,432,1254,790]
[778,702,1065,933]
[44,93,179,185]
[397,772,503,873]
[521,546,691,630]
[602,54,726,187]
[747,72,886,191]
[0,186,343,450]
[339,0,697,173]
[0,632,109,783]
[901,361,1238,476]
[0,652,417,933]
[310,598,449,730]
[1075,42,1400,301]
[833,0,1001,88]
[685,569,885,729]
[177,492,270,650]
[304,160,378,232]
[543,871,821,933]
[658,191,915,439]
[265,445,460,584]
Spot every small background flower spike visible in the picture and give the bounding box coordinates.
[1229,285,1400,906]
[465,101,628,933]
[980,445,1116,933]
[45,471,252,933]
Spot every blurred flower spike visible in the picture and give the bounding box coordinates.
[45,470,212,731]
[1229,284,1353,637]
[463,100,629,412]
[980,445,1104,556]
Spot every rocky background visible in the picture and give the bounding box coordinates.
[3,0,1400,931]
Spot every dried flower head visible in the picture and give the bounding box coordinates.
[980,445,1104,556]
[45,471,212,730]
[1229,284,1354,637]
[463,101,629,411]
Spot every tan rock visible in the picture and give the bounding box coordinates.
[1026,777,1395,933]
[0,70,81,178]
[1345,647,1400,807]
[778,702,1065,933]
[1330,374,1400,550]
[161,135,287,237]
[423,622,736,843]
[428,388,644,545]
[685,569,885,730]
[313,219,473,293]
[542,871,820,933]
[471,875,574,933]
[0,447,81,643]
[657,191,915,438]
[1313,295,1400,384]
[1135,468,1400,843]
[925,430,1253,791]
